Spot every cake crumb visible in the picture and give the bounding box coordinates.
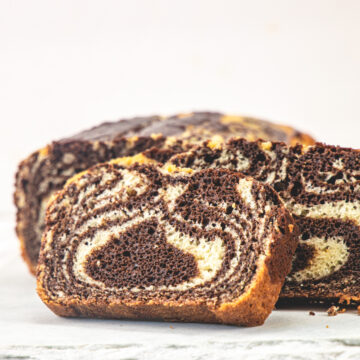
[327,306,339,316]
[339,295,352,305]
[169,325,174,329]
[357,306,360,315]
[326,325,329,328]
[260,141,272,151]
[309,311,315,316]
[207,135,224,150]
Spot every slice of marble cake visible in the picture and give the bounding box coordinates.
[37,158,297,326]
[167,139,360,304]
[15,112,314,274]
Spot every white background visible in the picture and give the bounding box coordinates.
[1,0,360,224]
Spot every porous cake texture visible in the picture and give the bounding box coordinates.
[168,138,360,303]
[15,112,314,274]
[37,158,297,326]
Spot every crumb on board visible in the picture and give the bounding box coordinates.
[309,311,315,316]
[169,325,174,329]
[326,325,329,328]
[358,306,360,315]
[327,306,339,316]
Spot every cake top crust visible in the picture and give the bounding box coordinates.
[58,112,315,145]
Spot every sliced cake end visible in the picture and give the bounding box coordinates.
[37,161,297,326]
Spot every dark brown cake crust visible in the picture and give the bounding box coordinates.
[15,112,314,274]
[168,138,360,303]
[37,160,297,326]
[59,112,315,145]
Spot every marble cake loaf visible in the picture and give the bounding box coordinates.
[168,139,360,304]
[15,112,314,274]
[37,158,297,326]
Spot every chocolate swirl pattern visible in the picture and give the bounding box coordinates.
[37,163,296,326]
[169,139,360,303]
[15,112,315,274]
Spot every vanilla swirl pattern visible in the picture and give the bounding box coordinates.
[16,112,314,275]
[169,139,360,302]
[37,162,296,326]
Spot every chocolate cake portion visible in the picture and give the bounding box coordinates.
[14,112,314,274]
[168,139,360,303]
[37,159,297,326]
